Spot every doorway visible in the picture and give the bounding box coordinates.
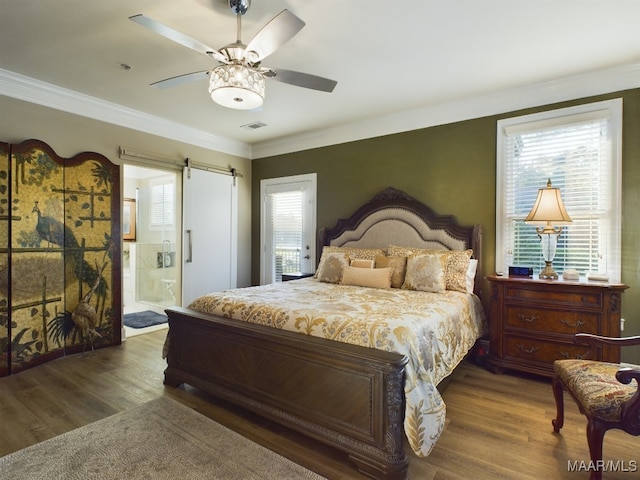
[122,164,182,337]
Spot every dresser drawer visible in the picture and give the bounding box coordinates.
[504,285,602,310]
[505,305,599,335]
[504,335,590,366]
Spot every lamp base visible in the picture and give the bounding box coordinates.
[539,261,558,280]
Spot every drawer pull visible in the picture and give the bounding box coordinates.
[516,344,539,355]
[560,351,586,360]
[560,319,585,328]
[517,313,539,323]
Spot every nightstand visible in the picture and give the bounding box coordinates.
[281,272,314,282]
[486,275,628,377]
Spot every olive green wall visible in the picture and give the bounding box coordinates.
[252,88,640,362]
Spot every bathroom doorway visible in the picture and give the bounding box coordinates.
[122,164,182,337]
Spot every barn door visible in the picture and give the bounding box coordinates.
[181,166,237,306]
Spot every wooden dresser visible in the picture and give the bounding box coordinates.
[486,275,628,377]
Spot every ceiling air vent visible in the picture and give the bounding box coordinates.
[241,121,267,131]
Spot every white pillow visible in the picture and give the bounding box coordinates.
[466,259,478,294]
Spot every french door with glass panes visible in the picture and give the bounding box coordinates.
[260,174,316,284]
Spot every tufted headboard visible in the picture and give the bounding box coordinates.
[317,187,483,293]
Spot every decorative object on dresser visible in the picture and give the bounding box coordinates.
[486,275,628,377]
[552,333,640,480]
[523,179,572,280]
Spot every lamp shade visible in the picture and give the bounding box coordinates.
[524,179,572,228]
[209,64,265,110]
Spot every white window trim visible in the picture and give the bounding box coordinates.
[496,98,622,281]
[260,173,317,285]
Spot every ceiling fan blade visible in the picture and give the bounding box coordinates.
[129,14,227,63]
[264,68,337,93]
[150,70,210,89]
[245,10,305,63]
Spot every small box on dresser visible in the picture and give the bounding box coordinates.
[486,275,628,377]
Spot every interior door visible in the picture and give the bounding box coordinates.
[182,167,237,306]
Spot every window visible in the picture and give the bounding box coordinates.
[260,174,316,284]
[496,99,622,282]
[150,180,174,227]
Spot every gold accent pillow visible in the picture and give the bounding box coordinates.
[341,266,393,289]
[375,255,407,288]
[316,252,350,283]
[402,254,447,293]
[350,258,375,268]
[388,245,472,293]
[315,246,385,278]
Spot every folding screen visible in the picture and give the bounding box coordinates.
[0,139,121,376]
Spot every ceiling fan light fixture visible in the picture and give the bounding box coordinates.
[209,64,265,110]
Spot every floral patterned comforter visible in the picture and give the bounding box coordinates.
[188,277,486,457]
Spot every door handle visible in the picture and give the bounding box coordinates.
[186,230,192,263]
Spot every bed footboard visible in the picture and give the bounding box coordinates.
[164,307,409,480]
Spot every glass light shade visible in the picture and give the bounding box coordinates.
[209,64,265,110]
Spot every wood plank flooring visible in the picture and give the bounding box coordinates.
[0,330,637,479]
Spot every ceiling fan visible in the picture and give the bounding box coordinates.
[130,0,337,110]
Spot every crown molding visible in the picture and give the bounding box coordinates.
[1,63,638,161]
[0,68,251,159]
[251,62,640,159]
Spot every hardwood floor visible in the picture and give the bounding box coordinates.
[1,330,637,479]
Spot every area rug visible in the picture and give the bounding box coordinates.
[0,397,326,480]
[123,310,168,329]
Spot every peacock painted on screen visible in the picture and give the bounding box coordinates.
[32,200,110,350]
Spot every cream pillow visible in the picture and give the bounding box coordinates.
[316,252,350,283]
[342,266,393,289]
[316,246,385,278]
[350,258,375,268]
[375,255,407,288]
[402,254,446,293]
[388,245,472,293]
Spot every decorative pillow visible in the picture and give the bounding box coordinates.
[402,254,446,293]
[321,246,385,260]
[466,259,478,294]
[315,252,350,283]
[375,255,407,288]
[315,246,385,278]
[388,245,473,292]
[350,258,375,268]
[341,266,393,289]
[446,250,474,293]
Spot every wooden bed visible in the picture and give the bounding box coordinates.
[164,187,483,480]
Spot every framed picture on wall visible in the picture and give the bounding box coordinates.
[123,198,136,241]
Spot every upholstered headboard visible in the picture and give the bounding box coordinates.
[317,187,483,291]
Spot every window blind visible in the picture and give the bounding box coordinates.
[150,183,174,227]
[497,99,622,281]
[265,189,304,282]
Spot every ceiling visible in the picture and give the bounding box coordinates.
[1,1,639,159]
